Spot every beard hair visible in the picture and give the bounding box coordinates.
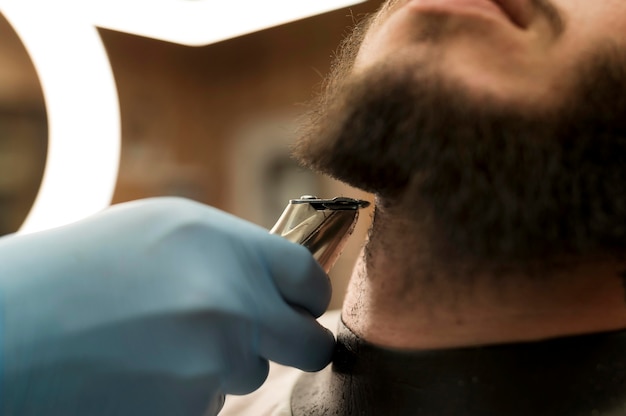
[293,45,626,268]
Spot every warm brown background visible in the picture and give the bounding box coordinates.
[0,1,384,308]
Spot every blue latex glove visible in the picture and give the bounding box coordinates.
[0,197,334,415]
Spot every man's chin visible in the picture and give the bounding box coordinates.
[294,48,626,264]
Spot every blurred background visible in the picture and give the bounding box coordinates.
[0,1,382,308]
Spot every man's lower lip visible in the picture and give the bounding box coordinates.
[406,0,510,24]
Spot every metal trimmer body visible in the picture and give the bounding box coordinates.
[270,196,370,273]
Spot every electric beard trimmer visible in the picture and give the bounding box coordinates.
[270,196,370,273]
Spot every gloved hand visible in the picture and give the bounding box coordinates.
[0,197,334,415]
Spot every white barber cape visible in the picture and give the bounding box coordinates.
[220,310,341,416]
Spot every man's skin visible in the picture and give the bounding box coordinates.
[295,0,626,349]
[219,1,626,413]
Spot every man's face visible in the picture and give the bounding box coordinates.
[294,0,626,265]
[355,0,626,108]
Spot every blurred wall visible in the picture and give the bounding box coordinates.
[0,1,383,308]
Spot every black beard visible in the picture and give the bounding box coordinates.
[293,48,626,265]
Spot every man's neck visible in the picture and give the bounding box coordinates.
[293,203,626,416]
[341,207,626,350]
[291,315,626,416]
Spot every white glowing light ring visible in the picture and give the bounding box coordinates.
[1,0,363,234]
[1,1,121,234]
[89,0,367,47]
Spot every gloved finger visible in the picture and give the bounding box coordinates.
[204,393,225,416]
[258,305,335,372]
[221,356,270,395]
[260,236,332,318]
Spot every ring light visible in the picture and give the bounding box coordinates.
[89,0,367,47]
[1,0,365,234]
[1,0,121,235]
